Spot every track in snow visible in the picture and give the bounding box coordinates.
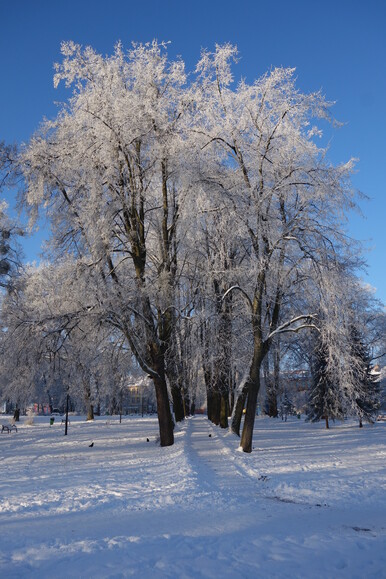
[184,416,265,505]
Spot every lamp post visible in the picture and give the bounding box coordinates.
[64,392,70,435]
[119,387,123,424]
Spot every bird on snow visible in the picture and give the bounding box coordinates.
[208,434,212,437]
[89,442,94,447]
[146,438,150,442]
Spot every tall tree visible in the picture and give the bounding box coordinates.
[348,324,380,426]
[14,41,368,453]
[308,333,344,429]
[191,46,358,451]
[21,41,193,445]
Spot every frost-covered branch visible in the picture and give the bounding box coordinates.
[267,315,318,341]
[222,286,253,312]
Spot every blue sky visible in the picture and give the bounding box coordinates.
[1,0,385,304]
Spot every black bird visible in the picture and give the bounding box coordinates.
[89,442,94,447]
[208,434,212,438]
[146,438,150,442]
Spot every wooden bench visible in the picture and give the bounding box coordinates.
[1,424,17,433]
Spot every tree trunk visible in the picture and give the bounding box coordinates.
[165,341,185,423]
[267,387,278,417]
[325,415,329,429]
[64,393,69,436]
[203,364,216,422]
[87,404,94,421]
[220,393,229,428]
[230,388,235,415]
[171,383,185,423]
[153,373,174,447]
[207,390,213,422]
[263,349,279,417]
[84,380,94,421]
[240,378,259,453]
[94,380,101,416]
[181,363,191,417]
[183,388,191,417]
[272,340,280,417]
[231,382,248,436]
[212,391,221,425]
[240,343,265,452]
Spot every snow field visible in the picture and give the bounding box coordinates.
[0,414,385,578]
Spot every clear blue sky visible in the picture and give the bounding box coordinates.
[1,0,385,304]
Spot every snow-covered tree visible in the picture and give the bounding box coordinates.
[348,324,380,426]
[14,40,372,452]
[21,41,195,445]
[306,272,384,429]
[308,332,344,429]
[0,258,142,419]
[190,45,358,451]
[0,143,23,289]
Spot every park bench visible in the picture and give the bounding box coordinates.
[1,424,17,433]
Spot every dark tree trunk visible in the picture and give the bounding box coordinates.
[203,363,214,421]
[134,330,174,446]
[171,383,185,423]
[181,364,191,417]
[240,340,266,453]
[212,391,221,425]
[207,390,213,422]
[109,395,119,416]
[229,366,237,415]
[64,393,69,436]
[230,389,235,415]
[220,393,229,428]
[273,344,280,416]
[153,373,174,447]
[240,378,259,453]
[84,380,94,421]
[183,389,191,417]
[325,415,329,429]
[231,383,248,436]
[87,404,94,421]
[13,407,20,422]
[217,284,232,428]
[263,350,279,417]
[267,389,278,417]
[165,339,185,423]
[94,380,101,416]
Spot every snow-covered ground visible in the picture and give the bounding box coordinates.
[0,414,385,578]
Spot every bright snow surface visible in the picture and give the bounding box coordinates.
[0,414,385,578]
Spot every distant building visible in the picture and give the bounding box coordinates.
[123,381,156,415]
